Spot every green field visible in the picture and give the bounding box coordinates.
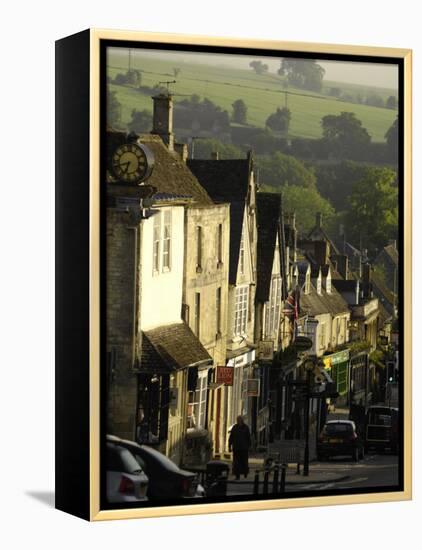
[107,50,397,142]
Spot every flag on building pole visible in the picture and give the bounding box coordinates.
[283,287,300,340]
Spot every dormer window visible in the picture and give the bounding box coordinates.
[239,231,245,275]
[326,272,332,294]
[317,274,322,295]
[305,270,311,294]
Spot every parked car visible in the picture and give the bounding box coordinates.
[106,439,149,503]
[107,435,203,500]
[317,420,364,461]
[365,405,399,454]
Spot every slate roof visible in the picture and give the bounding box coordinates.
[300,284,350,317]
[378,244,399,266]
[187,159,251,202]
[107,131,213,206]
[308,225,339,255]
[188,158,252,284]
[141,323,212,373]
[256,193,282,303]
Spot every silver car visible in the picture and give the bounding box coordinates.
[106,440,149,503]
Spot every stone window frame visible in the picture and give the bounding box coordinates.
[152,211,161,275]
[162,210,172,272]
[234,285,248,337]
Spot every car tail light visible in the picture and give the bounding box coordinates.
[347,433,357,441]
[119,475,135,494]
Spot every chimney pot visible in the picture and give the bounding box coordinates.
[151,94,174,150]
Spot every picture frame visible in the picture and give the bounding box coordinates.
[55,28,412,521]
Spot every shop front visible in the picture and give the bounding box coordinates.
[323,349,350,407]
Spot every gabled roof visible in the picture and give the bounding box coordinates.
[188,157,252,284]
[187,158,251,202]
[300,284,350,317]
[308,225,339,255]
[377,243,399,266]
[107,131,213,206]
[255,193,283,303]
[141,323,212,373]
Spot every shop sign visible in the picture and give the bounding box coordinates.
[216,366,234,386]
[245,378,260,397]
[258,340,274,361]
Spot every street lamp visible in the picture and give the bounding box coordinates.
[303,359,315,477]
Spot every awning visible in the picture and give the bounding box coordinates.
[140,323,212,373]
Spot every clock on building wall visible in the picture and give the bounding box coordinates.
[111,138,154,185]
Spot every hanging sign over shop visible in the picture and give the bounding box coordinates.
[216,366,234,386]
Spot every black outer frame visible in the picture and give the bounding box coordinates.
[55,29,91,520]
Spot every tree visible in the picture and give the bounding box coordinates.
[113,69,141,86]
[265,107,291,133]
[128,109,152,133]
[321,112,371,159]
[365,93,384,108]
[232,99,248,124]
[280,185,336,234]
[278,59,325,92]
[126,69,142,86]
[385,116,399,162]
[386,95,398,110]
[107,90,121,128]
[257,152,316,189]
[249,60,269,75]
[190,138,243,159]
[345,167,398,254]
[114,72,128,85]
[329,87,342,97]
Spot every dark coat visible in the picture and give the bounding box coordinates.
[229,423,251,451]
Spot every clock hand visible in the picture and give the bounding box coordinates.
[121,161,131,173]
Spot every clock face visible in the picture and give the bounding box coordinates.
[112,142,149,184]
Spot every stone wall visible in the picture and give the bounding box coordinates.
[106,208,139,440]
[183,203,230,367]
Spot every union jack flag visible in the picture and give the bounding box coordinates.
[283,288,299,320]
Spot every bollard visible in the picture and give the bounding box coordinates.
[280,464,287,493]
[263,469,269,495]
[272,465,279,494]
[254,471,259,495]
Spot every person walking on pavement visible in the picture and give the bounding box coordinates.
[229,415,251,479]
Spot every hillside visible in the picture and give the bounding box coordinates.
[107,50,397,142]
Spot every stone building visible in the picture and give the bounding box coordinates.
[189,154,258,453]
[254,192,290,447]
[105,111,220,464]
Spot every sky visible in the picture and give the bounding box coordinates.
[109,47,398,91]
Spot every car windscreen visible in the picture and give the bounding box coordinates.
[323,423,353,435]
[107,443,143,474]
[368,410,392,426]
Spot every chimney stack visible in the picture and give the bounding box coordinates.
[174,142,188,162]
[151,94,174,150]
[314,240,330,267]
[316,212,323,229]
[335,254,349,280]
[362,263,373,298]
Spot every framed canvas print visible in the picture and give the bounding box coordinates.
[55,29,412,521]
